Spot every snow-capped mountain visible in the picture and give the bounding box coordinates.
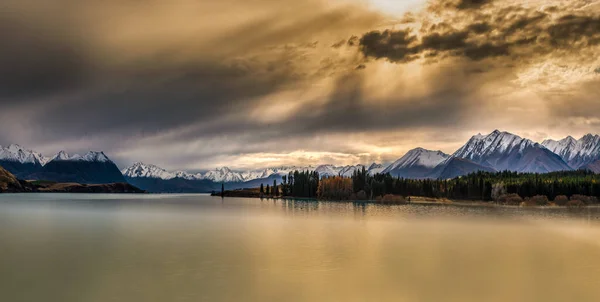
[201,167,246,183]
[122,161,387,184]
[453,130,571,173]
[0,144,48,166]
[338,165,364,177]
[0,144,123,182]
[454,130,533,161]
[0,144,49,178]
[367,163,385,175]
[39,150,125,184]
[314,165,342,177]
[313,164,384,177]
[383,148,450,178]
[122,162,178,180]
[241,166,316,180]
[542,134,600,169]
[541,136,577,161]
[50,151,111,163]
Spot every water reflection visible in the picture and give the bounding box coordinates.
[1,194,600,302]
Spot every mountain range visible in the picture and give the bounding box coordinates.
[0,145,124,184]
[541,134,600,169]
[3,130,600,193]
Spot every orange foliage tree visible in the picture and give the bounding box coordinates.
[317,177,354,200]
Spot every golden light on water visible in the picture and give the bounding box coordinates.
[3,195,600,302]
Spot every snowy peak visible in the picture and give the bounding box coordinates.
[52,151,72,161]
[381,148,450,178]
[453,130,534,160]
[541,136,577,160]
[338,165,366,177]
[0,144,48,165]
[384,148,450,172]
[201,167,245,183]
[122,163,384,182]
[82,151,110,162]
[452,130,571,173]
[122,162,176,180]
[314,165,341,177]
[367,163,385,175]
[542,134,600,168]
[50,151,112,163]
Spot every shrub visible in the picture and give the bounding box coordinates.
[570,195,599,205]
[553,195,569,206]
[530,195,549,206]
[498,193,523,205]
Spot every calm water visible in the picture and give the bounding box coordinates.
[1,194,600,302]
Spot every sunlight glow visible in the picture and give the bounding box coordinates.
[365,0,425,15]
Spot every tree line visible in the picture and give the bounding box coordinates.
[261,168,600,205]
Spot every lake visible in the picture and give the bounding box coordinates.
[1,193,600,302]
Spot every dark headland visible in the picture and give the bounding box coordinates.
[0,166,145,194]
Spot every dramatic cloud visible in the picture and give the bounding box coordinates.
[359,30,419,62]
[359,4,600,64]
[1,0,600,170]
[456,0,494,10]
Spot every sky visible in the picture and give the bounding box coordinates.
[1,0,600,171]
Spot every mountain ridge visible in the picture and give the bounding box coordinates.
[3,130,600,191]
[542,134,600,169]
[383,148,450,179]
[452,130,571,173]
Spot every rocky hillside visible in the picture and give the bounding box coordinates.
[0,166,36,192]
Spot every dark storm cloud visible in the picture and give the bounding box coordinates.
[456,0,494,10]
[29,50,312,138]
[420,31,469,51]
[547,15,600,46]
[361,27,510,62]
[428,0,494,12]
[285,71,473,134]
[0,14,89,99]
[0,0,382,144]
[467,22,492,34]
[358,2,600,65]
[359,30,419,62]
[149,62,482,147]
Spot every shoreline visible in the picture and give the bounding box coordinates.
[212,191,596,209]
